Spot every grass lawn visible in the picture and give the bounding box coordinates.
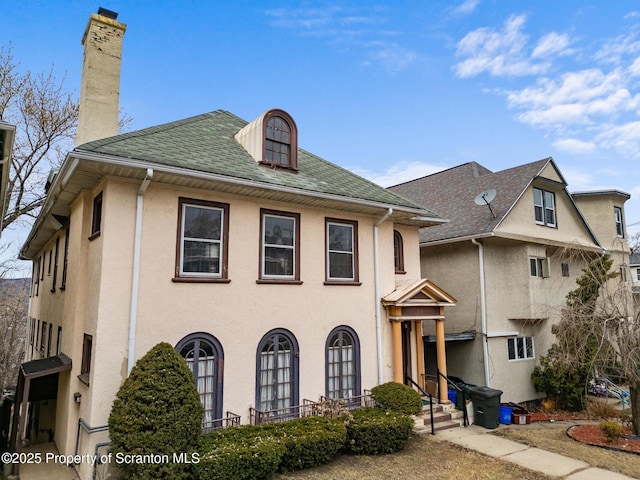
[275,432,552,480]
[495,423,640,479]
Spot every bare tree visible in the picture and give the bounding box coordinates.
[0,45,78,232]
[534,252,640,433]
[0,279,28,390]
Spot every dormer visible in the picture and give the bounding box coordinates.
[235,109,298,171]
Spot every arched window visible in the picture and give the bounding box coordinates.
[176,333,224,430]
[263,110,297,170]
[325,326,361,399]
[256,328,299,411]
[394,230,405,274]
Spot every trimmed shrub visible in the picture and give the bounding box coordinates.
[264,416,347,472]
[196,426,285,480]
[108,342,203,480]
[345,407,414,455]
[531,357,588,411]
[371,382,423,415]
[600,420,624,443]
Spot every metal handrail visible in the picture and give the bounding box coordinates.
[405,376,435,435]
[438,370,469,427]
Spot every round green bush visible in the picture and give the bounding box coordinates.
[264,416,347,472]
[371,382,423,415]
[196,426,285,480]
[345,407,414,455]
[108,342,203,480]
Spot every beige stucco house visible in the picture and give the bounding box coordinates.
[389,159,631,404]
[7,10,459,480]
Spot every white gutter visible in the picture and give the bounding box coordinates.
[71,150,442,222]
[374,208,393,384]
[127,168,153,374]
[471,238,490,387]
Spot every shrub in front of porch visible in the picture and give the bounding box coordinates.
[371,382,423,415]
[345,407,414,455]
[196,425,285,480]
[108,342,203,480]
[263,416,347,472]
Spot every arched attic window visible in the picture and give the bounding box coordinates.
[263,109,298,170]
[394,230,405,274]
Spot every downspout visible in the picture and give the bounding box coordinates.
[374,208,393,384]
[472,238,490,387]
[127,169,153,374]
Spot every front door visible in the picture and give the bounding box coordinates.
[401,322,412,384]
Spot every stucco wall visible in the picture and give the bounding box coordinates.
[26,175,415,471]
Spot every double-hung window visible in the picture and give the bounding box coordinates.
[530,257,549,278]
[507,336,534,361]
[533,188,556,227]
[90,192,103,239]
[614,207,624,238]
[176,198,229,281]
[260,209,300,282]
[326,219,359,283]
[79,334,92,385]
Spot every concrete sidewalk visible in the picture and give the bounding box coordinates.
[434,424,636,479]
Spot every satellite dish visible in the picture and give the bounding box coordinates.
[474,189,497,206]
[473,189,497,218]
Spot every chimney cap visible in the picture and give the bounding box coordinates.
[97,7,118,19]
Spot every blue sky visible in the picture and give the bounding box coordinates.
[2,0,640,271]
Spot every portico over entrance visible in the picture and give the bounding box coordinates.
[382,279,456,402]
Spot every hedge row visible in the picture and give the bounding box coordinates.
[196,407,414,479]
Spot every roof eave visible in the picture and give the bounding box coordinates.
[20,149,445,259]
[0,122,16,234]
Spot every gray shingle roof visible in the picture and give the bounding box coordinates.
[389,159,553,243]
[76,110,437,214]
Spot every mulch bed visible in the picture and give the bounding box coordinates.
[527,411,640,454]
[567,424,640,454]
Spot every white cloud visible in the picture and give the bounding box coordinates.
[596,121,640,157]
[265,6,416,73]
[561,166,597,190]
[453,0,480,15]
[455,15,560,77]
[352,161,448,187]
[367,44,416,72]
[506,68,640,129]
[531,32,572,59]
[553,138,596,155]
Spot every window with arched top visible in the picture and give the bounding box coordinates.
[176,333,224,430]
[256,328,299,412]
[394,230,405,274]
[325,326,361,399]
[263,110,297,170]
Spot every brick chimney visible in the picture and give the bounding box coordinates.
[76,8,126,146]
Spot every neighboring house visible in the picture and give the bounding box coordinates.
[0,121,15,226]
[630,251,640,302]
[389,159,618,403]
[7,10,457,480]
[572,190,632,286]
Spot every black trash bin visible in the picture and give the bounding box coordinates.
[453,382,475,411]
[470,386,502,429]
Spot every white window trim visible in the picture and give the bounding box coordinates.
[326,221,355,281]
[533,187,556,227]
[530,257,550,278]
[261,213,296,280]
[180,202,225,278]
[507,336,535,361]
[614,207,624,238]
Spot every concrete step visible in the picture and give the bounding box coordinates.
[413,403,465,435]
